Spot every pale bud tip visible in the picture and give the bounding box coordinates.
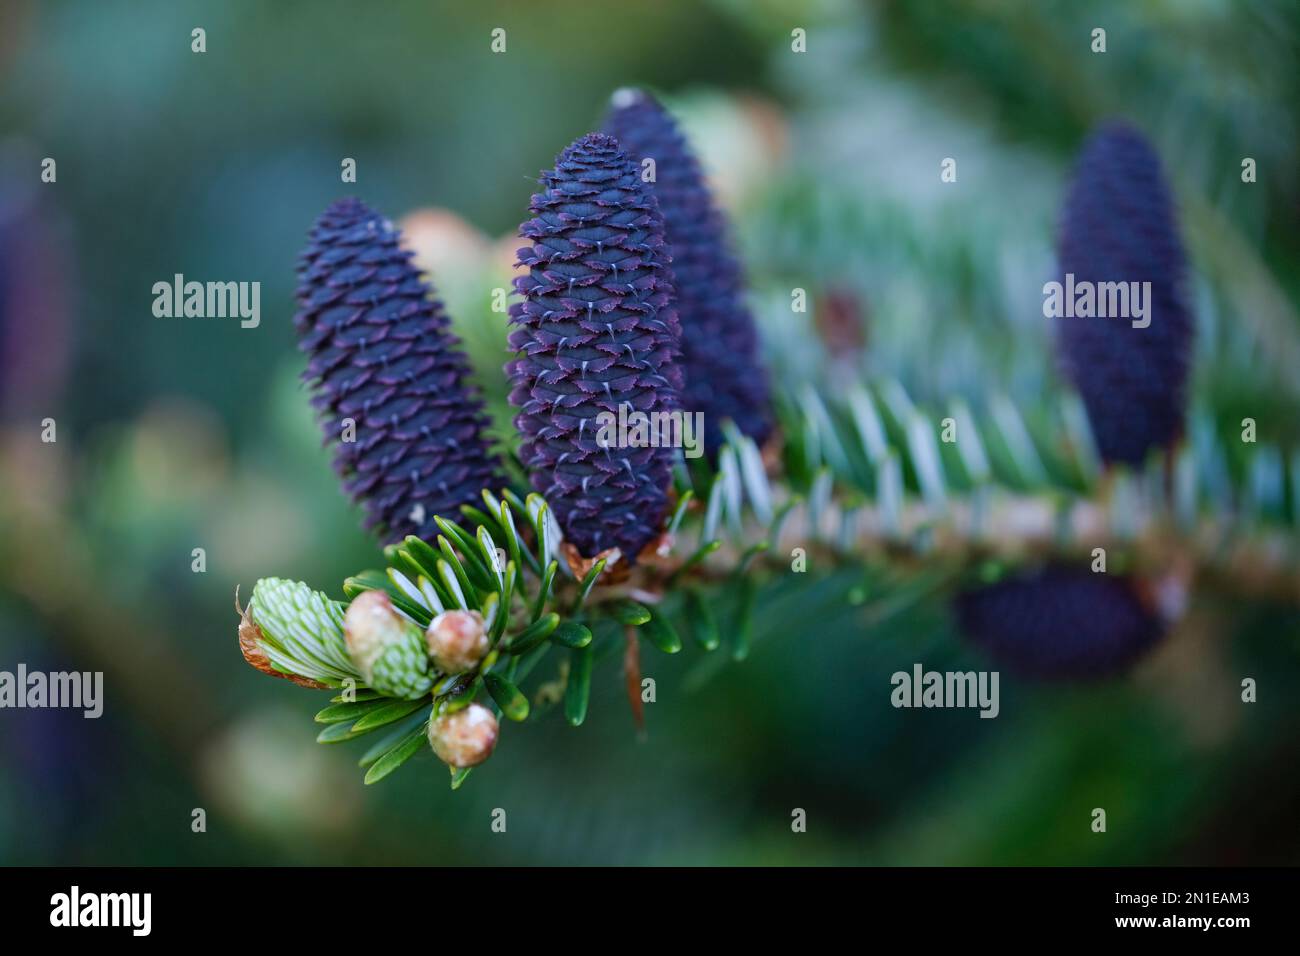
[610,87,646,109]
[343,589,402,682]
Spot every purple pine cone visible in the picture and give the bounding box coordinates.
[507,133,681,561]
[603,89,772,455]
[954,566,1165,680]
[1056,121,1194,465]
[295,197,501,544]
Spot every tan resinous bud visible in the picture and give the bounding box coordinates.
[428,703,499,768]
[425,609,489,674]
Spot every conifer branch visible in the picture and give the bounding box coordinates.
[238,379,1299,786]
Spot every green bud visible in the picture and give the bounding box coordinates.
[246,577,356,687]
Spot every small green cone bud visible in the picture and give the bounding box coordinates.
[343,590,432,700]
[428,702,498,768]
[245,577,356,687]
[425,610,488,674]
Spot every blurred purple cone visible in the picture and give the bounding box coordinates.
[1055,121,1193,465]
[954,565,1165,680]
[603,90,771,456]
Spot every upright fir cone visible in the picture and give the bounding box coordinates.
[953,566,1166,680]
[1055,121,1193,465]
[603,89,772,455]
[295,198,502,543]
[506,133,681,561]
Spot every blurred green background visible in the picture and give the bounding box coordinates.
[1,0,1297,865]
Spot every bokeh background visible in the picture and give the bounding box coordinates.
[1,0,1298,864]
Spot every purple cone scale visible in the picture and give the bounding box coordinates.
[1055,121,1193,465]
[507,133,681,560]
[295,197,501,544]
[953,566,1165,680]
[603,89,772,455]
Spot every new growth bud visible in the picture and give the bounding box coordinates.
[425,609,489,674]
[428,703,499,768]
[343,590,432,699]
